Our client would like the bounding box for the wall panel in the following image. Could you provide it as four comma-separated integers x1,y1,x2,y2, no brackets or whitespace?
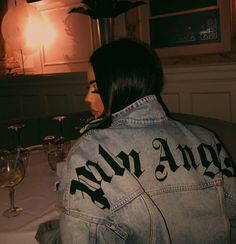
45,95,69,115
162,63,236,122
191,92,231,120
0,96,20,120
161,93,180,113
22,95,44,118
0,72,87,121
0,64,236,124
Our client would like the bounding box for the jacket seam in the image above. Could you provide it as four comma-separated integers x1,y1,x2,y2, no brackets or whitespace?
112,95,157,118
115,117,167,126
111,188,144,211
61,209,128,240
62,208,112,224
140,194,152,244
225,192,236,202
216,186,231,243
147,179,223,195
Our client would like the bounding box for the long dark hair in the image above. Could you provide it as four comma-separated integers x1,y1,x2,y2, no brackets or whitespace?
89,38,165,126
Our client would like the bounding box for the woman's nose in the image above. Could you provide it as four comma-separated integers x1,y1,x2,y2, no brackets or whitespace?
84,91,91,104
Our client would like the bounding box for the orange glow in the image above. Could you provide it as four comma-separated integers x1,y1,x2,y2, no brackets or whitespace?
1,2,44,54
41,16,58,49
23,14,44,51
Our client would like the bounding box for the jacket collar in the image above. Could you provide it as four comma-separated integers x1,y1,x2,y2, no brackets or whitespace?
111,95,167,125
80,95,167,133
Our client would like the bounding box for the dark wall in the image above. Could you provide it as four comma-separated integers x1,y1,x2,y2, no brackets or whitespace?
0,72,88,121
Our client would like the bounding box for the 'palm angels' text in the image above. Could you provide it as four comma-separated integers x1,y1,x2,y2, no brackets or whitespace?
70,138,235,209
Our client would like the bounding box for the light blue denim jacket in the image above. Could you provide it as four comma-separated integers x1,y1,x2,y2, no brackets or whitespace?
58,95,236,243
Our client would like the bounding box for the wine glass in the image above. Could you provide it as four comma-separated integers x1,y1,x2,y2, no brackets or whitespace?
8,124,24,149
0,149,25,217
42,135,55,153
8,123,29,168
53,115,71,156
47,116,70,172
47,140,65,171
53,115,66,140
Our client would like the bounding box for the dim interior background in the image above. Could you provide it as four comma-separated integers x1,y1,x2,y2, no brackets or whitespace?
0,0,235,135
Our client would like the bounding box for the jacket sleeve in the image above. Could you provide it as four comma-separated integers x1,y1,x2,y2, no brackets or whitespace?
57,134,172,243
59,213,130,244
216,137,236,242
56,136,131,243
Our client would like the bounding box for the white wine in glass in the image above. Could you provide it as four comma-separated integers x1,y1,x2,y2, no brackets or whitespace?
8,123,29,168
0,150,25,217
48,116,71,171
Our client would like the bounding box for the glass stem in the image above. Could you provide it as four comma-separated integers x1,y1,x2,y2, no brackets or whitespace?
17,130,21,148
9,187,15,210
60,121,64,138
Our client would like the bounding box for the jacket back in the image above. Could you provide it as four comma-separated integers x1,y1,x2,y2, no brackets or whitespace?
59,95,236,243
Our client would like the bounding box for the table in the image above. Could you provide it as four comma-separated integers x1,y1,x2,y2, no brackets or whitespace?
0,148,59,244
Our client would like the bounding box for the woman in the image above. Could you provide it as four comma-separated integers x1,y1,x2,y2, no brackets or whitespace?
58,38,236,243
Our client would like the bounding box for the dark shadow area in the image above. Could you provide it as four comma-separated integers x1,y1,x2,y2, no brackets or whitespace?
0,111,91,148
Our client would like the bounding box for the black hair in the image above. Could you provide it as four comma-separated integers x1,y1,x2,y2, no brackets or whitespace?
89,38,165,126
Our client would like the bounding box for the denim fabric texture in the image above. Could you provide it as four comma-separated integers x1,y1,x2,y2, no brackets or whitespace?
35,219,62,244
58,95,236,243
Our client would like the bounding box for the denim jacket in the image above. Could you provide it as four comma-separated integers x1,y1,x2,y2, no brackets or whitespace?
58,95,236,244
